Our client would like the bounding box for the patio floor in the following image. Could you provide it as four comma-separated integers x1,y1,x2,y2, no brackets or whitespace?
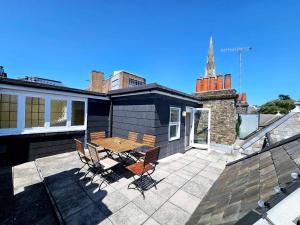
33,148,238,225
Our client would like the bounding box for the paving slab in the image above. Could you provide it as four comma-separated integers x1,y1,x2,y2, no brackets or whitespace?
173,169,195,180
64,202,108,225
164,173,189,188
169,189,200,214
133,190,167,215
150,181,179,200
143,217,161,225
109,202,149,225
100,190,131,215
152,202,190,225
181,180,208,199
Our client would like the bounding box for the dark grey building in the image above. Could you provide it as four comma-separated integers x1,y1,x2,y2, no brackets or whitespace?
109,83,201,158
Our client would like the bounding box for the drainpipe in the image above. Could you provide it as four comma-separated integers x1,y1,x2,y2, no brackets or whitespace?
108,98,113,137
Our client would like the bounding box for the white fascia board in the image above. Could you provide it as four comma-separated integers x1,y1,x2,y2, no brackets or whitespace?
110,90,200,104
0,83,109,100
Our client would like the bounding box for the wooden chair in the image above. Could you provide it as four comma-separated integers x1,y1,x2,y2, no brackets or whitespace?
87,143,119,188
90,131,106,143
127,146,160,197
132,134,156,161
143,134,156,147
74,139,92,174
128,131,138,142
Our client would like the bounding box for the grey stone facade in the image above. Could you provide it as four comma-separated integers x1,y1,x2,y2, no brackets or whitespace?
195,89,237,145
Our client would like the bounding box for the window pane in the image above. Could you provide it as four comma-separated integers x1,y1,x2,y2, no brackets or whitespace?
170,125,178,138
25,97,45,128
0,94,18,128
50,99,67,127
71,101,85,126
170,108,179,122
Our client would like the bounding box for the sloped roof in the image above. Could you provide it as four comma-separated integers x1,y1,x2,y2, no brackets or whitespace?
186,134,300,225
108,83,201,102
0,77,107,98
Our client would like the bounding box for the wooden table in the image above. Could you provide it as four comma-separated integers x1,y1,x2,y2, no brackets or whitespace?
92,137,146,154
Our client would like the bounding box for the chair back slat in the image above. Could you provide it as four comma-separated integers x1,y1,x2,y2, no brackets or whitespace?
143,134,156,147
128,131,138,142
90,131,106,143
144,147,160,165
74,139,85,156
87,143,100,163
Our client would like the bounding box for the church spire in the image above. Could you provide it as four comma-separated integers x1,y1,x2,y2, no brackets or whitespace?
205,34,216,78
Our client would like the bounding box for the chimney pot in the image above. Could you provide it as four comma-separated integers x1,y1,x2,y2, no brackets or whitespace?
224,74,231,89
216,75,223,90
209,77,216,90
203,78,209,91
196,79,201,92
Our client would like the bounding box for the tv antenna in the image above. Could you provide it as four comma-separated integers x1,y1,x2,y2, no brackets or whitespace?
221,47,252,93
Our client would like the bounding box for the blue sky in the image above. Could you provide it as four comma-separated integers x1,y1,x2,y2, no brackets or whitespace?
1,0,300,105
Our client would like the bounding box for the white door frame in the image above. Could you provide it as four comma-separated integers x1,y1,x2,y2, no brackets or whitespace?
184,107,193,149
190,108,211,149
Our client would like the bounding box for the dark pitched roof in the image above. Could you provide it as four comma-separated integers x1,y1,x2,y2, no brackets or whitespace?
108,83,201,102
0,77,107,98
187,133,300,225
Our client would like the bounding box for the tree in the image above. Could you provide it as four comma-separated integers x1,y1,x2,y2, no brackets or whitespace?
278,94,291,100
258,94,295,114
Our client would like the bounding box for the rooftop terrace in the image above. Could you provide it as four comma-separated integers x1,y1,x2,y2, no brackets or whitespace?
2,149,238,225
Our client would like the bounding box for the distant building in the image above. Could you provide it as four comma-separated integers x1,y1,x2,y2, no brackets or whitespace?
18,76,64,87
89,70,146,93
0,66,7,78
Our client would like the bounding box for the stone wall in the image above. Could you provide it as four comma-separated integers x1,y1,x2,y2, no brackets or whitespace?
195,89,237,145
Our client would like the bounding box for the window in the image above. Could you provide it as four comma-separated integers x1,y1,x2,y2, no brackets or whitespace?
71,101,85,126
0,94,17,128
50,99,67,127
128,78,144,87
0,88,88,135
25,97,45,128
169,107,181,141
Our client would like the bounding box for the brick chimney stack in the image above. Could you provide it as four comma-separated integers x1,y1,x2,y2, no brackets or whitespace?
90,70,104,93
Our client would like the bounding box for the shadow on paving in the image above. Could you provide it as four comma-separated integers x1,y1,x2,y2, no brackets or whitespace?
41,160,161,225
0,166,14,225
43,167,112,225
0,166,59,225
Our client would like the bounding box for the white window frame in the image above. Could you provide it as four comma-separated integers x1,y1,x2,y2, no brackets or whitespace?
0,90,20,133
24,93,46,131
70,99,86,127
168,106,181,141
0,88,87,136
